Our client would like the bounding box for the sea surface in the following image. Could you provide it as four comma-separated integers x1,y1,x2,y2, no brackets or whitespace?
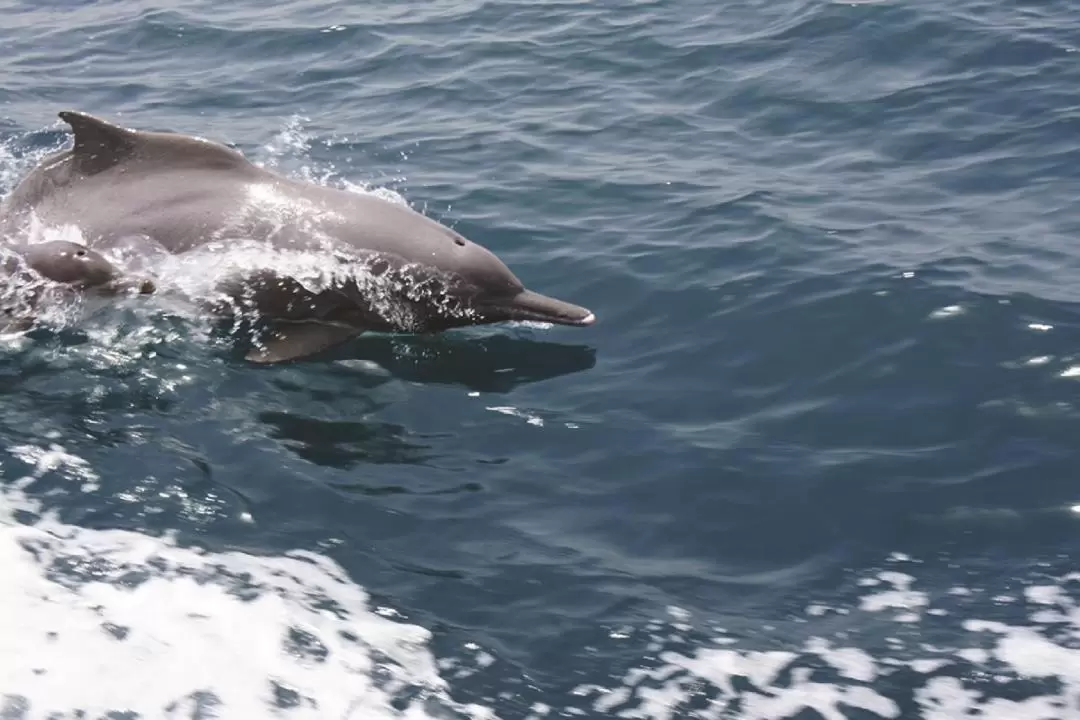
1,0,1079,718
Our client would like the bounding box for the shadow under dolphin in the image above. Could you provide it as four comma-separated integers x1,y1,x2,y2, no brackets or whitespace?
235,328,598,394
258,410,444,471
251,332,596,472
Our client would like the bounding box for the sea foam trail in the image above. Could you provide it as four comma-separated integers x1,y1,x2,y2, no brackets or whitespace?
0,443,495,719
570,554,1080,720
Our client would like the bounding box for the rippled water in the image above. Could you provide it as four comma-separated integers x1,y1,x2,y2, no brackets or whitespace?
2,0,1080,718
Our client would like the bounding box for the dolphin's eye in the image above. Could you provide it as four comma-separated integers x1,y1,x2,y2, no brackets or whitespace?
75,249,87,258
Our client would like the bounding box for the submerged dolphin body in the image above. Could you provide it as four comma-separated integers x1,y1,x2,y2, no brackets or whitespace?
0,111,595,362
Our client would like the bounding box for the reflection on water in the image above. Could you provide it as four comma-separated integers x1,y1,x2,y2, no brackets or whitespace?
259,411,439,468
334,332,597,393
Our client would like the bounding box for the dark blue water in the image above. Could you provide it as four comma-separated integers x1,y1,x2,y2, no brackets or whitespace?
2,0,1079,717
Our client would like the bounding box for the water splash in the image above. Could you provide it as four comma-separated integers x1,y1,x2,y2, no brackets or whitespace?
0,441,497,720
254,115,409,208
570,555,1080,719
154,238,479,337
260,114,314,170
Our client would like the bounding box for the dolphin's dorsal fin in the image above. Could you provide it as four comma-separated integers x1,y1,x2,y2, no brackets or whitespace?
58,110,253,176
59,111,137,175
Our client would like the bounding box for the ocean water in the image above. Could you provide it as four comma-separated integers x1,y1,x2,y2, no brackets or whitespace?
1,0,1080,718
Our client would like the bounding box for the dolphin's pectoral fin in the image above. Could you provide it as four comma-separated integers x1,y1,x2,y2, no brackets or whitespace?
245,322,361,364
59,111,138,176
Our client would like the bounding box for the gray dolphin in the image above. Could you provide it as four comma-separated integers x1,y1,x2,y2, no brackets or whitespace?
14,240,154,294
0,111,595,363
0,239,155,331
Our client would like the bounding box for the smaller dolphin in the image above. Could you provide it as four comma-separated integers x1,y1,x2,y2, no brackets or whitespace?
0,240,154,331
15,240,155,294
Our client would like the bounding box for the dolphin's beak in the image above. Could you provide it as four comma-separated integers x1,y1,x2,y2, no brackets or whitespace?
504,289,596,326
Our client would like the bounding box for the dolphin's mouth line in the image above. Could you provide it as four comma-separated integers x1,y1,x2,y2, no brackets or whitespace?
485,289,596,327
505,307,597,326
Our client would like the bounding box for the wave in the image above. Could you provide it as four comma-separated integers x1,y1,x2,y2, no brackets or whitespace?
0,441,494,719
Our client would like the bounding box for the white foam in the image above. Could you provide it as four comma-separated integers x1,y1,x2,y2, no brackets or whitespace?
485,406,545,427
803,638,878,682
574,562,1080,719
0,442,495,719
929,304,964,319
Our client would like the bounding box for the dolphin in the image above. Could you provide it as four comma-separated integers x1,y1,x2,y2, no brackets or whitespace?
0,239,155,331
14,240,154,294
0,111,595,363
